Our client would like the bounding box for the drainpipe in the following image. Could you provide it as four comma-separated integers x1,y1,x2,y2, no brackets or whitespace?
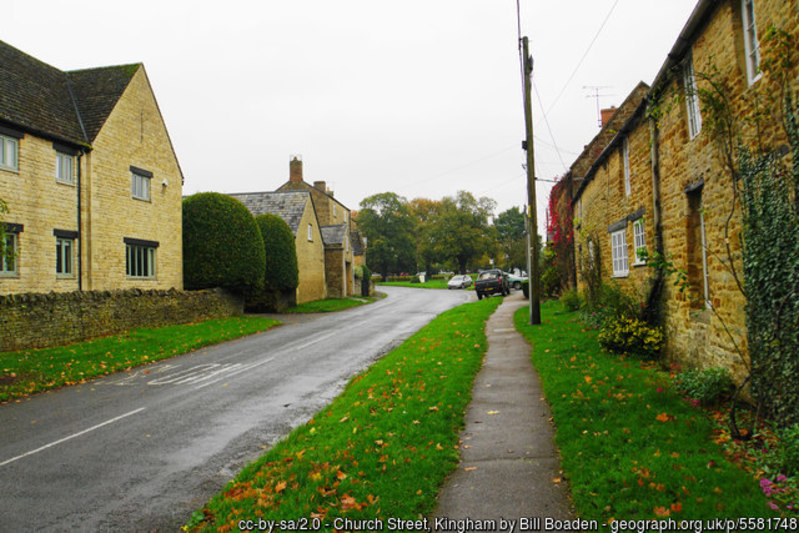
77,149,83,292
648,113,664,257
646,104,665,324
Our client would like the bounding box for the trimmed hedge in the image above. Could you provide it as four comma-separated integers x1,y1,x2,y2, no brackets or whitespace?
246,214,298,312
255,214,298,292
183,193,266,294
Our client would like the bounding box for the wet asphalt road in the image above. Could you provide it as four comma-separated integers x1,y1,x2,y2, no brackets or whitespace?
0,286,472,531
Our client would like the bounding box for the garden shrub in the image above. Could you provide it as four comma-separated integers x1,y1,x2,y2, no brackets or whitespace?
246,214,298,312
740,141,799,428
582,281,643,329
597,316,664,359
521,279,529,299
183,193,265,294
360,265,372,296
675,367,733,405
255,214,298,291
559,289,582,311
780,424,799,477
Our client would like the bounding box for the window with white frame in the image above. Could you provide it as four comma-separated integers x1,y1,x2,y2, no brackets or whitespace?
623,138,631,196
0,134,19,171
1,232,18,275
56,151,74,184
55,237,74,277
741,0,760,84
683,54,703,139
125,240,157,278
632,218,647,265
611,229,629,277
131,166,152,201
307,223,313,241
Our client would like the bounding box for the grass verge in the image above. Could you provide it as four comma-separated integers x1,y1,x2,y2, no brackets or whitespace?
0,316,280,403
284,296,379,314
185,296,502,531
377,280,453,290
514,301,774,522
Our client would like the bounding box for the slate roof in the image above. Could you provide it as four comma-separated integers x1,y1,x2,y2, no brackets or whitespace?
351,229,365,255
0,39,137,146
229,190,311,235
321,224,348,247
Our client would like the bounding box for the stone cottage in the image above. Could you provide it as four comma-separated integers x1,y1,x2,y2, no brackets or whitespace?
571,0,799,383
229,190,327,304
0,40,183,294
277,157,363,298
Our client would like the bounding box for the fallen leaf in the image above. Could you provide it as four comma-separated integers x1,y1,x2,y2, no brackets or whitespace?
486,410,500,415
275,481,287,493
464,467,477,472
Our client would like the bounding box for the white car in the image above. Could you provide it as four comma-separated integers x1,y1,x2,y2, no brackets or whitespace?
447,275,473,289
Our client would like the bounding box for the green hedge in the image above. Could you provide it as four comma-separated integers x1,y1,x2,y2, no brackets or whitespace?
183,193,266,294
255,214,298,291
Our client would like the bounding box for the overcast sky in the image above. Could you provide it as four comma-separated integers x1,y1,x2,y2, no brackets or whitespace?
5,0,699,230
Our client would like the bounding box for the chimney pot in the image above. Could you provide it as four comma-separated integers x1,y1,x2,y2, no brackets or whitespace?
600,106,617,128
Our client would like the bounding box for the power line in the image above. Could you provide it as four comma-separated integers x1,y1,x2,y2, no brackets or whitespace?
544,0,620,115
398,145,518,192
533,78,568,172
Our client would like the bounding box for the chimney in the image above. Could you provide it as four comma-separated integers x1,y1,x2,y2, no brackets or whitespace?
600,106,617,128
289,156,303,183
313,181,327,193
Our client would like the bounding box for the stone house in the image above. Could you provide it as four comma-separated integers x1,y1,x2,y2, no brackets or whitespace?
230,157,366,302
229,190,327,304
0,40,183,295
277,157,363,298
571,0,799,382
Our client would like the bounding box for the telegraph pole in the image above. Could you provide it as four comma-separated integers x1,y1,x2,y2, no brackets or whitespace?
522,36,541,325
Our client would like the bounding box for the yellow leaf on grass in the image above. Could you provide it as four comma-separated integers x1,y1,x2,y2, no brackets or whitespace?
275,481,287,493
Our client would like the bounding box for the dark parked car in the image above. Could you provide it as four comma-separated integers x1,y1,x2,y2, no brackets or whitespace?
474,269,509,299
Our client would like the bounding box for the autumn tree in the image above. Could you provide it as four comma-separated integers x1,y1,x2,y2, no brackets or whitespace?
494,206,527,271
408,197,443,274
356,192,416,277
428,191,496,273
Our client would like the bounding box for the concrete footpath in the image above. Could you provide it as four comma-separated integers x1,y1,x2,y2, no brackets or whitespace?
432,292,575,532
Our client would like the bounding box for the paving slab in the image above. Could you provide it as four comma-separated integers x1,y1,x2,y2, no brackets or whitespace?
432,292,575,532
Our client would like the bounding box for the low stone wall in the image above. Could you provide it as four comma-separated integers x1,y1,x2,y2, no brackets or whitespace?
0,288,243,352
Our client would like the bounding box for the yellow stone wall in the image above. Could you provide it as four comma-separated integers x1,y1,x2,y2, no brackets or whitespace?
83,67,183,291
0,135,82,293
574,0,799,382
0,66,183,295
294,203,327,304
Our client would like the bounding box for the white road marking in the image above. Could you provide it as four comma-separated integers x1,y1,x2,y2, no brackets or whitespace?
192,357,275,391
0,407,146,468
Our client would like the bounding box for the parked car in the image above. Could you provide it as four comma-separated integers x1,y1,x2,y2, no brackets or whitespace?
505,271,528,290
474,269,509,299
447,274,473,290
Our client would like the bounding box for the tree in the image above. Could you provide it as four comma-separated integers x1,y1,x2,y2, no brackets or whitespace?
428,191,496,273
183,193,266,294
246,213,299,311
408,197,443,273
545,177,575,292
494,206,527,270
356,192,416,276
